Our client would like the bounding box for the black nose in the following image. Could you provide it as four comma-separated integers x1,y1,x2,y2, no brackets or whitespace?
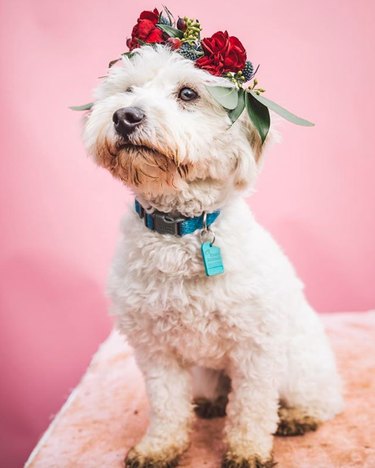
112,107,145,137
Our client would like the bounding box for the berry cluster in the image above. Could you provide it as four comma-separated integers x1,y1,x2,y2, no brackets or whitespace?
224,61,255,87
178,17,202,45
178,42,204,61
242,61,254,81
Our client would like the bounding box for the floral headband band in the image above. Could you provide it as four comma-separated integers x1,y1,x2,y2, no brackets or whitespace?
72,7,314,143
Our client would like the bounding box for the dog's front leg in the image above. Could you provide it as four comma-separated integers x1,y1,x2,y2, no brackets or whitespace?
125,350,193,468
222,348,279,468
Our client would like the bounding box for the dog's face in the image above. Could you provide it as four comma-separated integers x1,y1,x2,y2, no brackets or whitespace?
83,46,263,201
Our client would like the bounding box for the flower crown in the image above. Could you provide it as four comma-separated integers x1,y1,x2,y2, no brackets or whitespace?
72,6,314,143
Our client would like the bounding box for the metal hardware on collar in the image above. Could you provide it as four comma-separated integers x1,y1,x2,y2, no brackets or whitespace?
202,212,208,231
153,211,185,236
134,199,220,237
200,228,216,245
200,211,216,245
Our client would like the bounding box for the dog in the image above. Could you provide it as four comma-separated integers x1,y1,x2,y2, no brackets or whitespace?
82,43,343,468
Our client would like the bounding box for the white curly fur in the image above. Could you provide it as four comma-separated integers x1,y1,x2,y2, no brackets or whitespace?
83,46,343,466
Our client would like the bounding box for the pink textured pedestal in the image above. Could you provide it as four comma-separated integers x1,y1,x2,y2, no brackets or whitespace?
25,312,375,468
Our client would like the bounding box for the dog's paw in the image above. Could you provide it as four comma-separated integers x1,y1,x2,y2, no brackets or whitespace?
194,395,227,419
124,448,180,468
221,453,277,468
124,458,179,468
275,407,320,436
275,417,319,436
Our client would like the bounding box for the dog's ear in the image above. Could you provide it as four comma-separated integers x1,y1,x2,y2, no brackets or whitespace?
234,112,281,190
232,114,263,191
233,114,280,190
232,145,257,191
242,115,264,164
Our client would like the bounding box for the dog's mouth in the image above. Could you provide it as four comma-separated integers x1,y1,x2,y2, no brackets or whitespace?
98,136,189,188
117,141,162,157
115,140,182,169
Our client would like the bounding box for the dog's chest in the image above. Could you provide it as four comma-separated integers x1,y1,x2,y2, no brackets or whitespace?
127,271,234,366
147,300,231,367
110,230,240,366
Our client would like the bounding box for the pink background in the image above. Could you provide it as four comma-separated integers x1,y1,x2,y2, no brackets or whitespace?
1,0,374,466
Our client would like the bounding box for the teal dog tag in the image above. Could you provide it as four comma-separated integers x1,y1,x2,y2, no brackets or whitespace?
201,242,224,277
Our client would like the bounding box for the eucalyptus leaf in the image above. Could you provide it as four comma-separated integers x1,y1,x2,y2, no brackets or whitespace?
156,24,184,39
122,51,134,59
249,91,314,126
228,89,246,123
206,85,239,110
108,58,120,68
246,92,270,143
69,102,94,111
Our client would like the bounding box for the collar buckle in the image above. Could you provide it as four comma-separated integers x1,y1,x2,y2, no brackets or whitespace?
153,212,185,236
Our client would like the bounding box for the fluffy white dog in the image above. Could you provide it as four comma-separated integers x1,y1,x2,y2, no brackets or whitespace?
83,45,343,468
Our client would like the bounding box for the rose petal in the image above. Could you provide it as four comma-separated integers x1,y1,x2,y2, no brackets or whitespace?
147,28,164,43
139,9,159,24
136,19,156,40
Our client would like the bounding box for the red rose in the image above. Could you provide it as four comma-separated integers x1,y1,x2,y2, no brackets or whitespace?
139,9,159,22
196,31,247,76
127,8,164,50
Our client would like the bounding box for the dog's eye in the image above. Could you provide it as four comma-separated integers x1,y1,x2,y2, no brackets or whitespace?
178,87,198,102
126,86,133,93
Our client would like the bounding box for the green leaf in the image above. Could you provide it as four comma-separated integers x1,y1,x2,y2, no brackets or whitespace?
249,91,314,126
228,89,246,123
206,85,239,110
108,58,120,68
156,24,184,39
122,51,134,59
108,52,134,70
246,92,270,143
69,102,93,111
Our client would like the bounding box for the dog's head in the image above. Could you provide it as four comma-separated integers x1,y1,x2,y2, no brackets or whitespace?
83,46,269,205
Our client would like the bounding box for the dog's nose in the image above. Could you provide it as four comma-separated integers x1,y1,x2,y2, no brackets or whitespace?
112,107,145,137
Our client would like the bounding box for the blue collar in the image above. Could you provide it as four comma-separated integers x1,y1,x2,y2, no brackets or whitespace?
134,199,220,237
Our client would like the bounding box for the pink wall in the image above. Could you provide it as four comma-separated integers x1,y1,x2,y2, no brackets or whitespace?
1,0,374,466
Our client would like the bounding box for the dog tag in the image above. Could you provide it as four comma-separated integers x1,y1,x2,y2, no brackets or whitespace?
201,242,224,277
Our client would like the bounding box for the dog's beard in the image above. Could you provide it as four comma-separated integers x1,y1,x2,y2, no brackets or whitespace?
95,135,190,190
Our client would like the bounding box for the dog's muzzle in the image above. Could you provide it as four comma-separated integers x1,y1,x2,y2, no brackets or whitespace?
112,107,145,138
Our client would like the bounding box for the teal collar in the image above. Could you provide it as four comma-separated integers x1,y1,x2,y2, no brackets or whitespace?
134,199,220,237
